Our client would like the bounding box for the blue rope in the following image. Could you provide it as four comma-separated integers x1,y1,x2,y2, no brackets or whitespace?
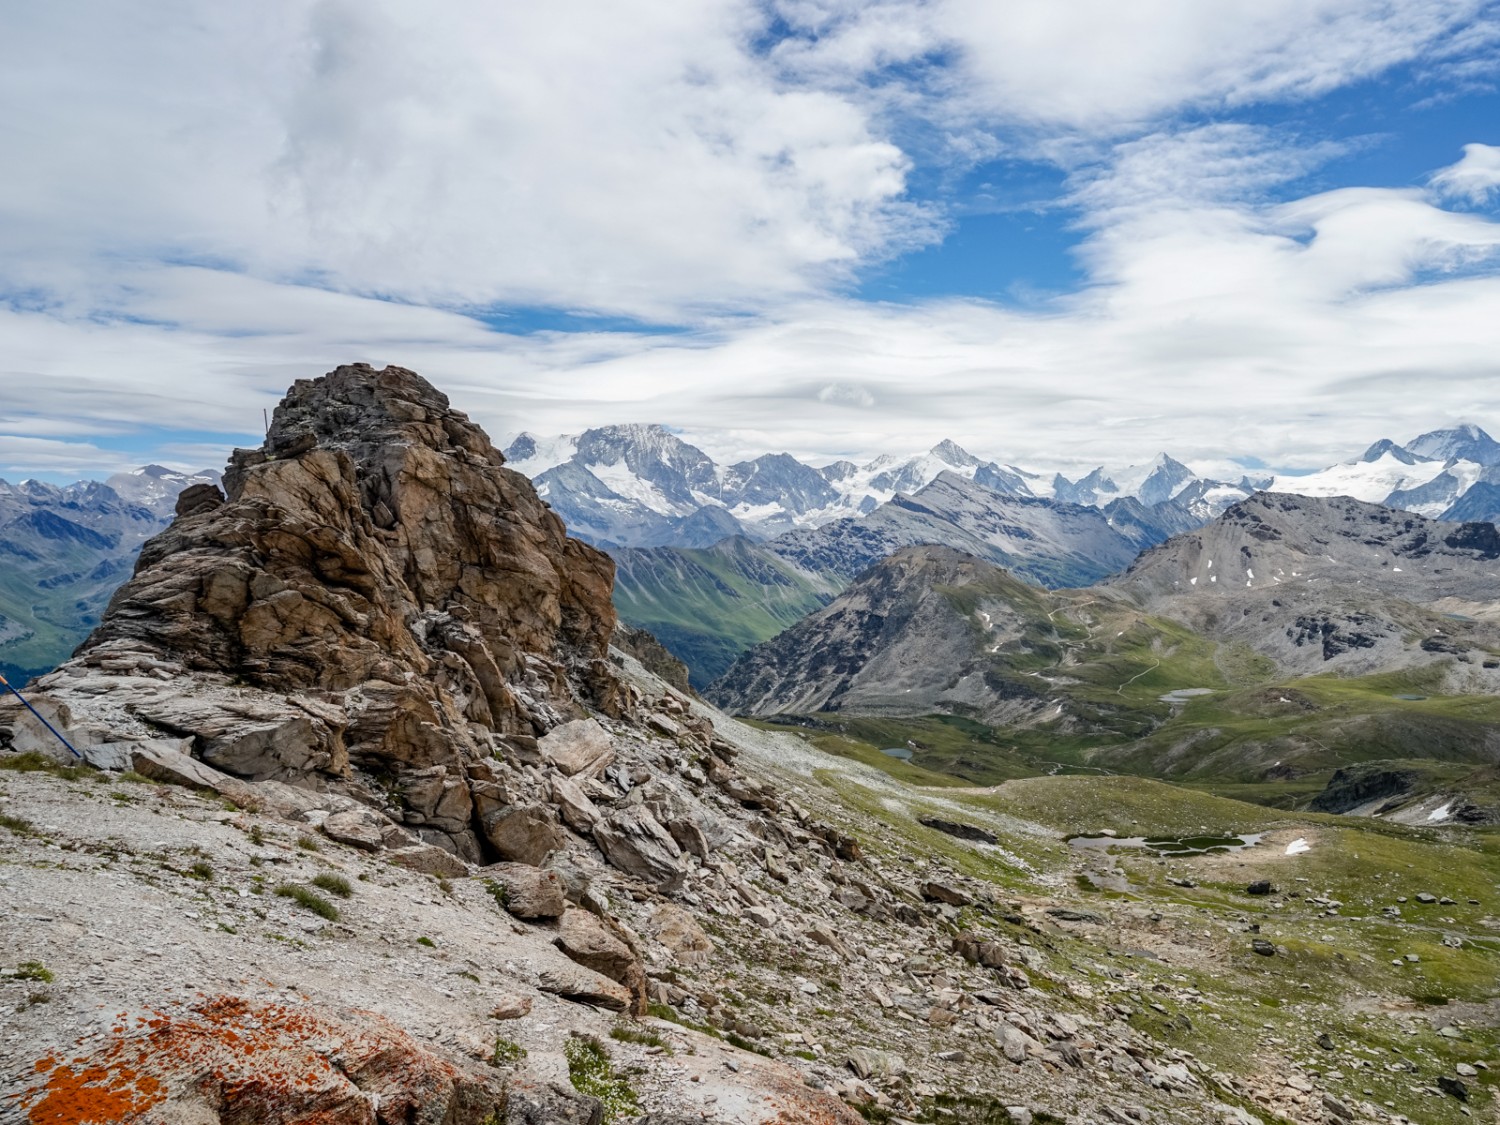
0,672,82,760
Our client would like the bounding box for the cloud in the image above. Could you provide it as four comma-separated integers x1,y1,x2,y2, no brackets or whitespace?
0,1,935,320
773,0,1493,134
1431,142,1500,202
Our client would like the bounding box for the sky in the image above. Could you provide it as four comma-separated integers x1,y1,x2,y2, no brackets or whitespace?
2,1,1500,485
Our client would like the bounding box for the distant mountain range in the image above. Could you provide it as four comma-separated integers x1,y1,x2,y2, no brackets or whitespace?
0,465,220,681
506,421,1500,684
708,494,1500,802
503,425,1262,547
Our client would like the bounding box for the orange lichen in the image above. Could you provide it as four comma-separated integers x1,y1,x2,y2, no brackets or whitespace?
15,994,499,1125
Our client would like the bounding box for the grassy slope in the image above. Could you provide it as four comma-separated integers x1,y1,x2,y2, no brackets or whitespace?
755,587,1500,794
809,761,1500,1124
611,539,844,687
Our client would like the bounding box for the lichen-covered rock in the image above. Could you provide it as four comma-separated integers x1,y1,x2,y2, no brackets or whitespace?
12,994,505,1125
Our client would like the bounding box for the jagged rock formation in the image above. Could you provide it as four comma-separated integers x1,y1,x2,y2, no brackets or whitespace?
6,364,628,860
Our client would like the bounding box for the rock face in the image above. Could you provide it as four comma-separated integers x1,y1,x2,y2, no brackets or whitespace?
4,365,621,858
1108,492,1500,681
708,545,1060,724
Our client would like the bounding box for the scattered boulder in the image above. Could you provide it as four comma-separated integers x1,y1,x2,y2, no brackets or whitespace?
482,805,568,867
489,994,533,1020
921,880,972,907
553,908,648,1015
538,719,616,779
592,806,685,893
1251,939,1276,957
481,862,567,920
1245,880,1274,896
537,964,631,1012
650,904,715,965
320,809,389,852
504,1079,605,1125
918,817,998,844
387,843,470,878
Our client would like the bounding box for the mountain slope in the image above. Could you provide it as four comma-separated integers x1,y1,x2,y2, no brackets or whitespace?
707,546,1067,724
610,536,843,686
0,471,216,682
613,472,1152,686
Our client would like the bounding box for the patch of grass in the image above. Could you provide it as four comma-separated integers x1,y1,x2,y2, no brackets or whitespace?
12,961,54,983
249,824,265,846
311,872,353,898
295,835,320,852
273,883,340,921
117,770,153,784
416,936,436,948
609,1024,670,1051
564,1034,640,1122
0,812,39,837
186,860,214,881
491,1035,526,1066
0,751,95,781
484,879,509,910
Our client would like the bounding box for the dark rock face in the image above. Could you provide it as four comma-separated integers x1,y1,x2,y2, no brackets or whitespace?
1308,764,1421,814
14,365,623,857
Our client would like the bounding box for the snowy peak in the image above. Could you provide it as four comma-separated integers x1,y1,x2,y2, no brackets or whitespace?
928,439,981,469
1406,424,1500,466
1359,438,1427,465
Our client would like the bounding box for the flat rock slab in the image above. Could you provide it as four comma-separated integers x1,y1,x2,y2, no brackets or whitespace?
538,718,615,779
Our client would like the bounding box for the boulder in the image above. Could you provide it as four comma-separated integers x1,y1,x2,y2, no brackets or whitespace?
550,773,603,833
921,880,971,906
489,994,533,1021
387,843,469,878
536,964,631,1011
320,809,389,852
553,908,647,1015
482,804,567,867
592,806,685,893
998,1024,1039,1064
650,904,715,965
504,1079,604,1125
538,719,615,778
481,862,567,920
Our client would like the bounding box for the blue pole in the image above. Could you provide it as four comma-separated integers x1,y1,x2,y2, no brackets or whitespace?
0,672,82,760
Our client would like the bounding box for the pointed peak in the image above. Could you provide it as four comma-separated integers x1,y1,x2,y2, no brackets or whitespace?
929,439,979,468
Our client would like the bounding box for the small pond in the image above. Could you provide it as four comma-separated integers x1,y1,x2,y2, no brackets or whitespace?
1068,832,1265,856
1393,693,1427,701
1159,688,1215,704
880,747,914,761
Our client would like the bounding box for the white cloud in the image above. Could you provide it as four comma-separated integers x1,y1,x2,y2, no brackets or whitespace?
0,1,934,320
7,134,1500,481
3,2,1500,483
1431,142,1500,202
772,0,1491,133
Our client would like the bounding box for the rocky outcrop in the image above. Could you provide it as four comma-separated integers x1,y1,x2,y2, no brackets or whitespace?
11,995,506,1125
2,365,622,859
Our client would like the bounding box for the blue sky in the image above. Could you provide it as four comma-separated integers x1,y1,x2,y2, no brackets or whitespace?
2,1,1499,484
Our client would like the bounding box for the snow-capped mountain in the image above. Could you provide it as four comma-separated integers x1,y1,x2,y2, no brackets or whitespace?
1269,426,1500,519
103,464,223,517
503,422,1500,551
501,426,1040,546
